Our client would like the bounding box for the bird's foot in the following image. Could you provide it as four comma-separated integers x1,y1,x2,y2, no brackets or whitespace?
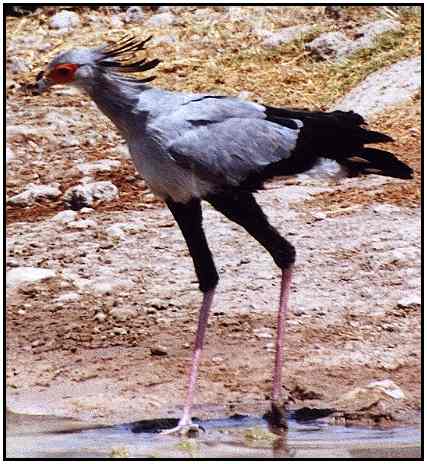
160,420,203,437
265,401,289,432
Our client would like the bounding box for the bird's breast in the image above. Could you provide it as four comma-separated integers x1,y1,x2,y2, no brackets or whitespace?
128,137,212,203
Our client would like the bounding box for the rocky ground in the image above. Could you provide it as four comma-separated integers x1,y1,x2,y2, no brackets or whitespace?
6,6,421,429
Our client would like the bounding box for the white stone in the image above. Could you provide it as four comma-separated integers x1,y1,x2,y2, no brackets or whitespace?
125,6,144,23
262,25,313,48
6,146,14,163
55,292,81,303
146,12,176,27
367,379,406,400
94,312,107,322
238,90,252,100
51,210,78,224
302,158,345,180
113,326,128,336
151,35,177,46
115,144,131,159
110,15,123,28
106,224,127,239
63,181,119,209
356,19,401,46
78,277,133,295
50,10,80,30
8,56,30,74
398,294,421,307
76,159,121,175
7,267,56,288
8,183,62,206
253,328,273,339
306,32,353,61
334,57,421,118
110,307,138,321
313,212,327,221
67,219,97,230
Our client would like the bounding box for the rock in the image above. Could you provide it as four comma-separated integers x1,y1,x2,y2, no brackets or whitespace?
307,20,401,62
49,10,80,30
397,294,421,308
110,307,138,321
334,57,421,118
8,183,62,206
6,146,14,163
253,328,273,339
55,292,81,303
7,267,56,288
125,6,144,23
51,210,78,224
78,277,133,295
63,181,119,210
67,219,97,230
7,56,31,74
113,326,128,336
76,159,121,175
105,224,127,239
150,345,168,356
312,212,327,221
355,20,401,48
226,6,249,21
301,158,345,181
80,207,94,214
237,90,252,100
261,25,313,48
151,35,177,46
110,15,123,28
366,379,406,400
336,379,405,410
146,12,176,27
306,32,353,61
94,312,107,322
146,297,168,310
115,144,131,159
7,125,54,143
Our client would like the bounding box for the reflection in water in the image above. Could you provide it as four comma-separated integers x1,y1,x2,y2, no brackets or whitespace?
6,410,421,459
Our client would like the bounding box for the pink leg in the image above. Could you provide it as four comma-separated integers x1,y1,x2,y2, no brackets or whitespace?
272,268,293,403
162,288,215,434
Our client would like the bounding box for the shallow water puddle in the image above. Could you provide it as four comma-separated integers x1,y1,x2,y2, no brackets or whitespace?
6,411,421,458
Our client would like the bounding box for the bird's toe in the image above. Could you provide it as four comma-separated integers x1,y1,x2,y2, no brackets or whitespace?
160,422,204,437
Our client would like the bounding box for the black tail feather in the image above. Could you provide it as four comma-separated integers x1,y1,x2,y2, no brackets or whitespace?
347,148,413,179
264,105,412,181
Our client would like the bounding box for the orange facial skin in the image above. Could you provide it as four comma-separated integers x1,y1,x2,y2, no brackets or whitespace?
47,63,79,84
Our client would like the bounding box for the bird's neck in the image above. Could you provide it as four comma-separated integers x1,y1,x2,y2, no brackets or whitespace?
83,73,151,137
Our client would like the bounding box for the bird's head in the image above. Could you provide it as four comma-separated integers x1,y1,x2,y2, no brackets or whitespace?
35,35,160,93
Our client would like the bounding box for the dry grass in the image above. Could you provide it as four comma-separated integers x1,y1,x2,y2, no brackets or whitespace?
6,5,421,109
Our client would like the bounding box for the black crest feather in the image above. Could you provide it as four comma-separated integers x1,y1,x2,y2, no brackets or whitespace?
99,35,160,82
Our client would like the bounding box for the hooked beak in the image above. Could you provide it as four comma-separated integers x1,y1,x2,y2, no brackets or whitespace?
35,71,51,94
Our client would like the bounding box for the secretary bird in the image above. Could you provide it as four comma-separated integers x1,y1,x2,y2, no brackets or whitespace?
35,36,413,435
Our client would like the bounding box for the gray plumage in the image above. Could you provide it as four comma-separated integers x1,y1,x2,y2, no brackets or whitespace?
37,42,301,203
35,36,413,435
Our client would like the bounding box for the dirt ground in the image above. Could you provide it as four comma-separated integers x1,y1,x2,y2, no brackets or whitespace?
6,6,421,430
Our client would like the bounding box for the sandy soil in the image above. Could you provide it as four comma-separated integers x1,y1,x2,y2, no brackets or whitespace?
6,6,421,430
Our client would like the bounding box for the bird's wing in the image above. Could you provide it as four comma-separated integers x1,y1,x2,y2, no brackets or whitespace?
163,97,299,186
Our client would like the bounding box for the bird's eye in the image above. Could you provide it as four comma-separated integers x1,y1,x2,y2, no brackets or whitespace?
57,67,71,76
49,63,79,83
